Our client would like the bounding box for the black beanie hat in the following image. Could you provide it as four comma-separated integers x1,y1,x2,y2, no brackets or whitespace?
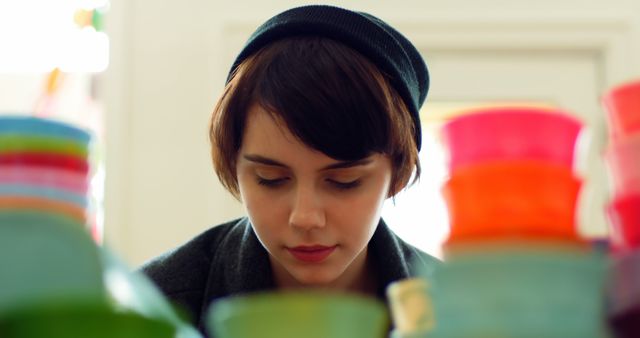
226,5,429,151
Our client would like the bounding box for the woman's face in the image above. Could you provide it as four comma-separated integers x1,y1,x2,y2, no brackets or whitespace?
236,105,393,290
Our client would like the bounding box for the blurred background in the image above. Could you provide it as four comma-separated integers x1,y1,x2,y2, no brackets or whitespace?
1,0,639,266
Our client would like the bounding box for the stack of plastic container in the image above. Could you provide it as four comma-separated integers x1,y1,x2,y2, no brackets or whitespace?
0,115,91,231
426,106,609,337
602,79,640,338
0,115,202,338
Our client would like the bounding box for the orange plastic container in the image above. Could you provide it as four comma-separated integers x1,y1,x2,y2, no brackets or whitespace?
603,79,640,140
0,196,87,224
442,161,582,244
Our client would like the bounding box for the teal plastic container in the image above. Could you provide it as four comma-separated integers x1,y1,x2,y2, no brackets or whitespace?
0,184,87,207
0,210,84,229
0,220,104,314
0,116,91,144
427,244,610,338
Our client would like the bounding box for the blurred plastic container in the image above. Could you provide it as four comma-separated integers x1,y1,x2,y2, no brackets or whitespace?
442,161,582,244
430,245,608,337
441,106,583,172
607,248,640,338
0,166,89,195
603,79,640,140
0,221,104,314
607,194,640,252
0,152,89,174
387,278,434,338
100,248,204,338
0,134,89,158
608,303,640,338
0,115,91,144
0,185,87,208
207,291,388,338
0,210,82,229
0,196,87,223
608,248,640,315
605,134,640,197
0,301,176,338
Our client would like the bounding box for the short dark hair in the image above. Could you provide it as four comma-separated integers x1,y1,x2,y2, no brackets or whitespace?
209,37,420,199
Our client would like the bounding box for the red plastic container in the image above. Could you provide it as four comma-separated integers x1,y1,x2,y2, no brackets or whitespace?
441,106,583,172
607,194,640,252
442,161,582,244
0,152,89,174
603,79,640,140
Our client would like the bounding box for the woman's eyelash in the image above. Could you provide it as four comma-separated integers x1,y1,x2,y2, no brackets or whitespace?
329,179,361,190
256,177,361,190
257,177,288,187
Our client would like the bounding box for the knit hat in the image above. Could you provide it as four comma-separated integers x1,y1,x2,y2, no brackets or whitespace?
226,5,429,151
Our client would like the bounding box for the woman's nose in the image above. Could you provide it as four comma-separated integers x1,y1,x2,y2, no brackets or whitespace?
289,184,326,231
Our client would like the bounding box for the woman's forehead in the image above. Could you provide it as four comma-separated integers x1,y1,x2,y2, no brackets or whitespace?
242,105,299,150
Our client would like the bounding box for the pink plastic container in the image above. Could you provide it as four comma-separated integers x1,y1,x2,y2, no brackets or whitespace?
441,106,583,172
603,79,640,140
607,194,640,252
605,134,640,197
0,166,89,194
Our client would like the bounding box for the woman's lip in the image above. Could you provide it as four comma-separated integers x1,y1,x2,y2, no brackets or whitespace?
287,245,336,263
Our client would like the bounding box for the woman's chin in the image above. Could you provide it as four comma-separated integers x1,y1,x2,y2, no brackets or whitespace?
289,271,339,289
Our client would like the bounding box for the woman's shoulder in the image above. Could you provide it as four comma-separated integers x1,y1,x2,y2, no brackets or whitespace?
371,219,441,278
403,242,441,277
139,217,250,295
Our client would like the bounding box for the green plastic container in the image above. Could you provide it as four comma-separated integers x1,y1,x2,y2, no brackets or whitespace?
0,300,176,338
100,248,203,338
207,291,389,338
0,134,89,158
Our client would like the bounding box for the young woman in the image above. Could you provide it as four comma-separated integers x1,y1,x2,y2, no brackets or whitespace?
141,4,439,334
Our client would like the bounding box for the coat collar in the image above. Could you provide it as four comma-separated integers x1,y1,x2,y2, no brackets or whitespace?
198,217,427,330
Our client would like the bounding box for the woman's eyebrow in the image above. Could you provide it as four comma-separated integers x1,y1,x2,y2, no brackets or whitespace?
243,154,289,168
242,154,372,170
321,158,373,170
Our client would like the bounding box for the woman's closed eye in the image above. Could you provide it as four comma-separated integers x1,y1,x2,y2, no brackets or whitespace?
327,178,361,190
256,176,289,187
256,176,361,191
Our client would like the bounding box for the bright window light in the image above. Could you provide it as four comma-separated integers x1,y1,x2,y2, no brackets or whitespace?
382,122,450,259
0,0,109,73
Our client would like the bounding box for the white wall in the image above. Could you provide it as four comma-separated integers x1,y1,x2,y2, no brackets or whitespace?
102,0,640,265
